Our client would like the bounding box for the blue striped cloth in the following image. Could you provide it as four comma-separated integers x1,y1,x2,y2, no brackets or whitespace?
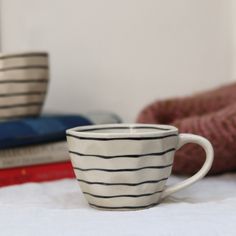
0,115,92,149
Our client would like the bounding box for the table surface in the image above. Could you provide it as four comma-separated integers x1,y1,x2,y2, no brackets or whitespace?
0,174,236,236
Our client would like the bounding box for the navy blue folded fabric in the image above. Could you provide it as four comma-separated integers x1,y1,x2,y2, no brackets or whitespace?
0,115,92,149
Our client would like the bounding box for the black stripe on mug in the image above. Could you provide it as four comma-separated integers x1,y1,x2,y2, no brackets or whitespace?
0,92,46,97
0,65,48,72
77,177,168,186
83,190,163,199
0,53,48,60
73,164,172,172
0,102,43,109
0,79,48,84
69,148,176,159
89,202,159,210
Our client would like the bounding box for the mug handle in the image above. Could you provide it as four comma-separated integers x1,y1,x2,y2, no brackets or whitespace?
161,133,214,199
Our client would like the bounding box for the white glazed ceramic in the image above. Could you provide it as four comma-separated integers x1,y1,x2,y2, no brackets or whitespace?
0,52,49,120
66,124,214,211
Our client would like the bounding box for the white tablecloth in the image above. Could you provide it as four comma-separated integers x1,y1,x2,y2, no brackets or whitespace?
0,174,236,236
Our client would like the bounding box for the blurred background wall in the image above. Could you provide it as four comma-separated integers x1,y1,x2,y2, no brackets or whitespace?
0,0,234,121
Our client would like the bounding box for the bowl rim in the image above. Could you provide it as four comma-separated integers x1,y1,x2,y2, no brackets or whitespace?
0,51,48,60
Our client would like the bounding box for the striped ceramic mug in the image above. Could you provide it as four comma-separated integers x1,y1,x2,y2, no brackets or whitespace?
66,124,214,211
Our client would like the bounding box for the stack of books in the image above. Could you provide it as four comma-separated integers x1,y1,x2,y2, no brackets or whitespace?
0,113,121,187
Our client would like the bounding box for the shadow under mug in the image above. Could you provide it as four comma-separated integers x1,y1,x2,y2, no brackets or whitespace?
66,124,214,211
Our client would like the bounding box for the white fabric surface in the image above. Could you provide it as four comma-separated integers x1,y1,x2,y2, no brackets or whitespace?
0,174,236,236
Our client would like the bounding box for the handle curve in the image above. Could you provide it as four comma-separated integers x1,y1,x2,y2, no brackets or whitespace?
161,133,214,199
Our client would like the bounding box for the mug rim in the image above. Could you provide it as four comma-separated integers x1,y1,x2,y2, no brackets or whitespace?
0,51,48,60
66,123,178,138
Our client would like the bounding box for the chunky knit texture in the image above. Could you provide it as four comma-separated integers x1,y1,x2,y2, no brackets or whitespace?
137,82,236,175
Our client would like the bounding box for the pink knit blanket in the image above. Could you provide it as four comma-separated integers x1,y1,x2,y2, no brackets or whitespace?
137,82,236,175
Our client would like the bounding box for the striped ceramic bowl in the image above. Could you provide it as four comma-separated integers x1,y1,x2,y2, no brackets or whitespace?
0,52,49,120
